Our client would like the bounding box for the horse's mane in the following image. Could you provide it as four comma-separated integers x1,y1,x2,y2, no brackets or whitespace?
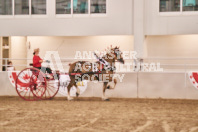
101,45,119,62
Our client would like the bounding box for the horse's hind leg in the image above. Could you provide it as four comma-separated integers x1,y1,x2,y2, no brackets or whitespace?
67,82,74,101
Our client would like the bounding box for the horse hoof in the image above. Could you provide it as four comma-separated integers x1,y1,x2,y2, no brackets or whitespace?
102,98,110,101
67,98,74,101
76,92,79,97
107,86,110,89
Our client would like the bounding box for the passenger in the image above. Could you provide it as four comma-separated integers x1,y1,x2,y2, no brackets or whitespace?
7,61,16,71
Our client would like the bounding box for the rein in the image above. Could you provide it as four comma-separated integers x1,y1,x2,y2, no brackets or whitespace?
94,52,116,72
68,52,116,76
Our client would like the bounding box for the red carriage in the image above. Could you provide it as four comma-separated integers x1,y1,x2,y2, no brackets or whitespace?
15,67,60,101
15,46,124,101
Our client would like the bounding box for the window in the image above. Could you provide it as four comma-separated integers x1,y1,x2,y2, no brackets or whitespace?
91,0,106,14
160,0,180,12
31,0,46,14
0,0,107,16
73,0,88,14
56,0,71,14
0,0,12,15
56,0,107,15
15,0,29,15
160,0,198,12
183,0,198,11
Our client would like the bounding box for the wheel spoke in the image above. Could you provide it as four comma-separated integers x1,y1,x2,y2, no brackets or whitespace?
47,85,57,93
46,88,51,97
23,89,28,97
16,68,60,101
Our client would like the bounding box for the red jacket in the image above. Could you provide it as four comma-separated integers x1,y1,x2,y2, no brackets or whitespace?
33,55,42,67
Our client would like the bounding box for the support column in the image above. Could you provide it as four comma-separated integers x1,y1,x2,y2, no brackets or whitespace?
133,0,147,59
0,37,2,71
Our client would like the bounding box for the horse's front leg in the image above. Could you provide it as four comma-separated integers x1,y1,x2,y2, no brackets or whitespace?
107,79,117,89
67,82,74,101
74,83,80,97
102,82,109,101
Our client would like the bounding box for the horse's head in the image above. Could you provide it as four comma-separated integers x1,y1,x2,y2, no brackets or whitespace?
111,46,125,64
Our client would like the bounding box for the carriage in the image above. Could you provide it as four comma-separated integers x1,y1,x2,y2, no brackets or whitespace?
15,46,124,101
15,66,61,101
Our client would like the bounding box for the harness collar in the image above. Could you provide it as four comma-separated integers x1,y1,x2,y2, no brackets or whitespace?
94,52,116,72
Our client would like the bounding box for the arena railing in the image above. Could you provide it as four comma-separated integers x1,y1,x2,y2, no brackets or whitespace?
140,57,198,72
0,58,198,72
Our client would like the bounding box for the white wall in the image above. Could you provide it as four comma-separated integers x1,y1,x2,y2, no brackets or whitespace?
143,35,198,71
27,35,134,58
0,0,133,36
0,72,138,98
145,0,198,35
138,72,198,99
1,0,198,36
147,35,198,58
10,35,198,71
2,71,198,100
26,36,134,71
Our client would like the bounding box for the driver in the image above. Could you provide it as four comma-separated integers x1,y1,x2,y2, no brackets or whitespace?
33,48,52,75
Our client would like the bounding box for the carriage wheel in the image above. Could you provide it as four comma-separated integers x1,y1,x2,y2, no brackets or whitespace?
15,68,47,101
41,75,60,100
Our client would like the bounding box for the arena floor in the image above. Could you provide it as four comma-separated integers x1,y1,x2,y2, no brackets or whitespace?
1,96,198,132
